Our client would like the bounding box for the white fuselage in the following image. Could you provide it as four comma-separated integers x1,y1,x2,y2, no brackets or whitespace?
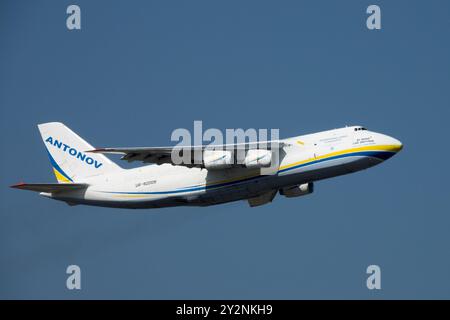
45,126,402,208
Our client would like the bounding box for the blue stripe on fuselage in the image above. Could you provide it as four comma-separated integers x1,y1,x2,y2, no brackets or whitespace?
100,150,394,196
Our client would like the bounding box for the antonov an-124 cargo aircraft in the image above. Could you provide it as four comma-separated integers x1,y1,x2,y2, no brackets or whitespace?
11,122,402,208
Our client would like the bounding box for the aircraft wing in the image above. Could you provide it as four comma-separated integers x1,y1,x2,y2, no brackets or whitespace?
10,182,88,193
88,141,288,167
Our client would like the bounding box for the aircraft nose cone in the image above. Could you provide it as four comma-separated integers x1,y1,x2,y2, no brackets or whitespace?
372,134,403,162
391,137,403,152
383,135,403,153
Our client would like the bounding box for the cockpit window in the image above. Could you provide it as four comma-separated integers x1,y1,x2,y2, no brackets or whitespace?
354,127,368,131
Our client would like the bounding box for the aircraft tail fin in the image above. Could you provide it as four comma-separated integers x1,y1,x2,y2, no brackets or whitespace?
38,122,121,183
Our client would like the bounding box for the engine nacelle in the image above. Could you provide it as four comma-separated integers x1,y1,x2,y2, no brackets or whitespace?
203,150,233,170
243,149,272,169
280,183,314,198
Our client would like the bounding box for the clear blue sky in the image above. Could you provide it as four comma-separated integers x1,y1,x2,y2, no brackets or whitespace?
1,0,449,299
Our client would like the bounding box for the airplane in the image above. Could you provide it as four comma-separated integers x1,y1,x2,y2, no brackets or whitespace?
10,122,402,208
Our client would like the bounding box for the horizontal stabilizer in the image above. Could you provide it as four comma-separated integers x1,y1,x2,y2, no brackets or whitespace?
10,183,88,193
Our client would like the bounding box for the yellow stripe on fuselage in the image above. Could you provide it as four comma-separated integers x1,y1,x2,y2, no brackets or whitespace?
113,194,152,198
279,144,401,171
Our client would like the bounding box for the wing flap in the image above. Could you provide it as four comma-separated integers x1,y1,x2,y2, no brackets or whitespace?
10,183,88,193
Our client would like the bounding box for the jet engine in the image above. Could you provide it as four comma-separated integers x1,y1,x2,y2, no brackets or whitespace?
243,149,272,169
203,150,233,170
279,183,314,198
